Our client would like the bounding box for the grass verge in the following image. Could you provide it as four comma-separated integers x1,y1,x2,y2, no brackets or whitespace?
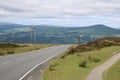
103,59,120,80
42,46,120,80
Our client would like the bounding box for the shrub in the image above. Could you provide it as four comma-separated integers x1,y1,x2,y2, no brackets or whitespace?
67,47,77,55
60,54,66,59
88,56,101,63
0,52,4,56
92,58,101,62
79,61,87,68
49,63,59,71
7,51,15,54
88,55,92,61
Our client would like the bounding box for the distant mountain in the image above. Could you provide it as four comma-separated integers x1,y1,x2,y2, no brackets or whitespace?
0,22,26,31
0,22,62,31
0,22,10,25
0,23,120,44
73,24,120,35
116,28,120,30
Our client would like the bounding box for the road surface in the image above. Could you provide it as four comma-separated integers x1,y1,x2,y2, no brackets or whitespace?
0,45,70,80
86,52,120,80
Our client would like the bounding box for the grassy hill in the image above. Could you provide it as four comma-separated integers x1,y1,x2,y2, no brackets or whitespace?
0,23,120,44
42,38,120,80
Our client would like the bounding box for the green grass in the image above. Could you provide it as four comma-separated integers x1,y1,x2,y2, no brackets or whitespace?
43,46,120,80
103,60,120,80
0,43,57,56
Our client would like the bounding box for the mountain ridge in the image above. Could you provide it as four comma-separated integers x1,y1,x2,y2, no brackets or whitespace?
0,22,120,44
0,22,118,28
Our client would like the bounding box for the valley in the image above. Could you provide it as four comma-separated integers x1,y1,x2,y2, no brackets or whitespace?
0,23,120,44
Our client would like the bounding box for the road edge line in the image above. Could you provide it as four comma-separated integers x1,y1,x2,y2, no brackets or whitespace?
19,53,61,80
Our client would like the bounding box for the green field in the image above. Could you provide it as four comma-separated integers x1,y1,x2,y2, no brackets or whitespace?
42,46,120,80
103,60,120,80
0,43,56,56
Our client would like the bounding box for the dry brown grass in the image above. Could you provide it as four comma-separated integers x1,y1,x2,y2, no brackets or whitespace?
0,43,57,56
67,38,120,55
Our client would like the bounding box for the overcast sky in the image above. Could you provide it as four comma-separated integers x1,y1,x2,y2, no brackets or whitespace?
0,0,120,28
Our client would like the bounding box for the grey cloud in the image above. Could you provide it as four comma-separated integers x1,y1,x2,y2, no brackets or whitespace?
0,0,120,20
0,5,24,12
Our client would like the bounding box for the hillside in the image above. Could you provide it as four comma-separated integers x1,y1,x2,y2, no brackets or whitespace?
0,23,120,44
66,38,120,55
43,38,120,80
0,23,26,31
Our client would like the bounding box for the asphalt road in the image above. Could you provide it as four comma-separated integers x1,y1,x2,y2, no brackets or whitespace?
0,45,70,80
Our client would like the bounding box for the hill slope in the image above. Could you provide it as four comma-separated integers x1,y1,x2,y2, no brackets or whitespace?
66,38,120,55
43,38,120,80
0,23,120,44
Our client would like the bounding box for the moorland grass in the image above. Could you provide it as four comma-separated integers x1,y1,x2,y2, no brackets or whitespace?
43,46,120,80
0,43,56,56
103,59,120,80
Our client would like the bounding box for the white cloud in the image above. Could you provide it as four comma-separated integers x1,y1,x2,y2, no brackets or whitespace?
0,0,120,18
0,0,120,27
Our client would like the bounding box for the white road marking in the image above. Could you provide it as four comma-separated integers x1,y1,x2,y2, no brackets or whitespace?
0,61,10,66
19,53,61,80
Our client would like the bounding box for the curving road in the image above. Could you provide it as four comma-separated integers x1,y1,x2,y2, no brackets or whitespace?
0,45,70,80
86,52,120,80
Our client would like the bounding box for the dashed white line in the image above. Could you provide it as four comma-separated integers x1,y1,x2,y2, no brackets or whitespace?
0,61,11,66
